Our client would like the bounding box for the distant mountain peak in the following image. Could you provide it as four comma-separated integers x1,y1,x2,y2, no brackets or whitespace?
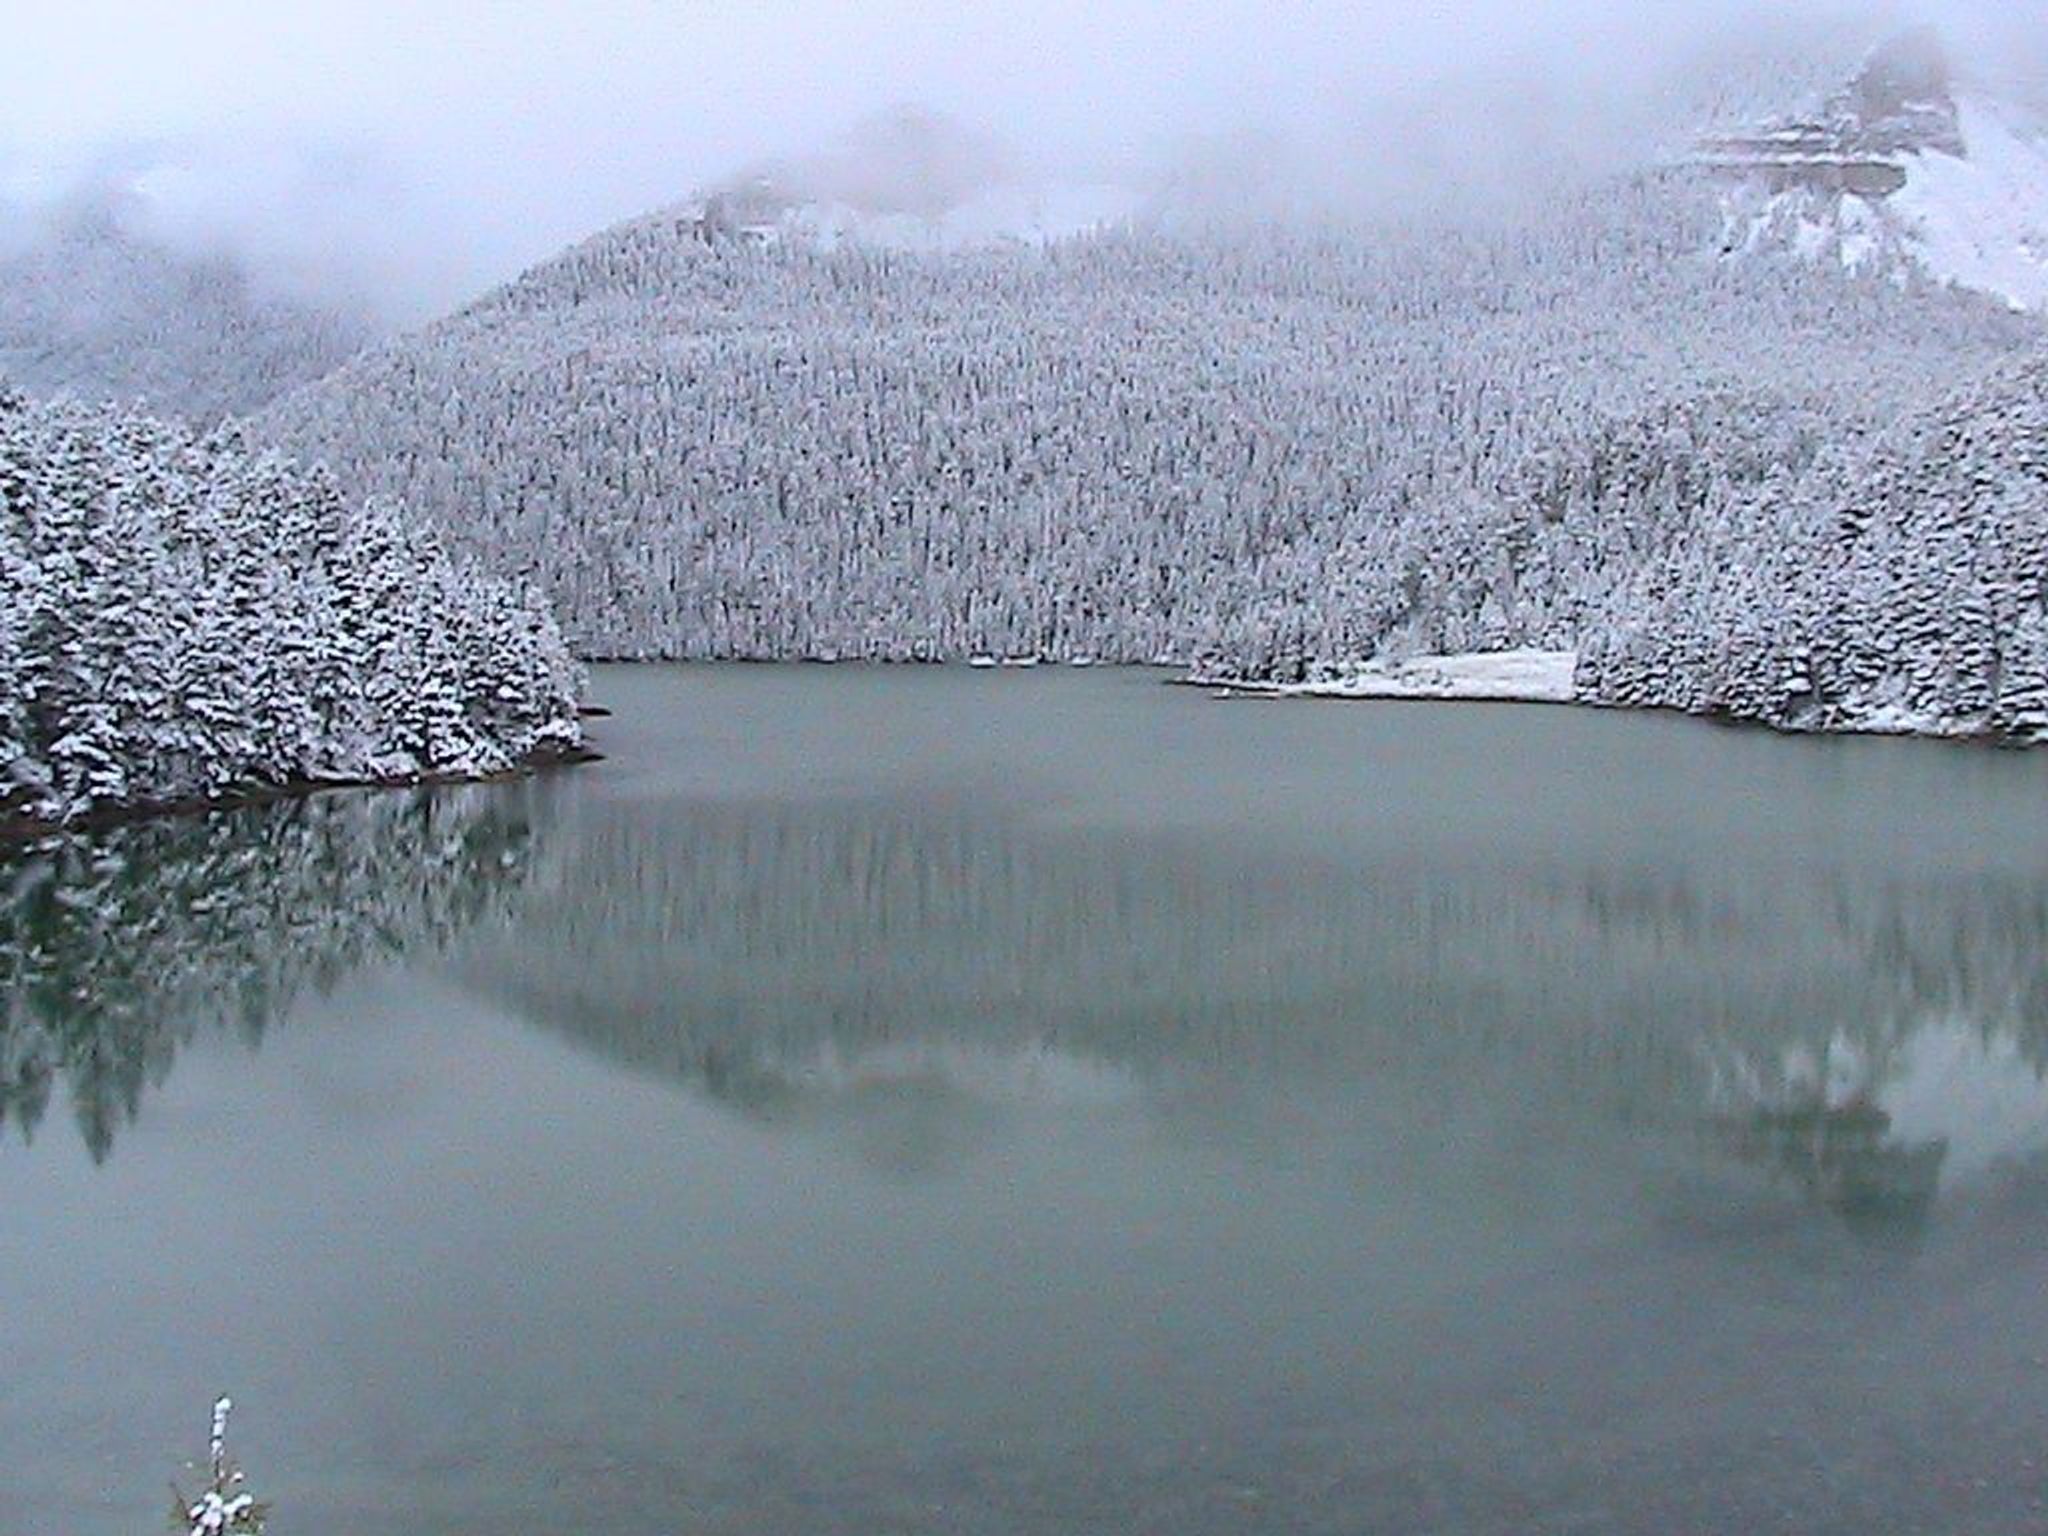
1839,27,1963,157
702,107,1011,227
0,209,371,422
1694,29,1964,195
1698,27,2048,312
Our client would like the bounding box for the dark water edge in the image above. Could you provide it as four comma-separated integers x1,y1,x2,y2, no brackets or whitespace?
5,665,2048,1536
0,741,599,847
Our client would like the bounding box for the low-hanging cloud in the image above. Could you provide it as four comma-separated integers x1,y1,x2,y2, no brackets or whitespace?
3,0,2038,322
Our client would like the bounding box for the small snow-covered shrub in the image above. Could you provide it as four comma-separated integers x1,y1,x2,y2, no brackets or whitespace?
0,386,585,827
170,1397,269,1536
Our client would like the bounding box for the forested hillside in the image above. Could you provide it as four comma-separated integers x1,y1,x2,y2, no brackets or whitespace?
241,28,2048,743
0,388,584,833
261,171,2038,676
1582,354,2048,738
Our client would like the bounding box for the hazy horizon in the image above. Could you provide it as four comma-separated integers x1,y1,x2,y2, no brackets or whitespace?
4,0,2042,321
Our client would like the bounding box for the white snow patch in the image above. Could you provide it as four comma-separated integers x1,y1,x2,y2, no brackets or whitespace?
1216,649,1578,705
1839,701,1957,737
782,182,1134,253
1717,97,2048,312
1888,98,2048,311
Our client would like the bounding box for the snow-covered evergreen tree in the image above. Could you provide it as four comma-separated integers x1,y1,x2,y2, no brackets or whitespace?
1582,353,2048,740
0,387,585,831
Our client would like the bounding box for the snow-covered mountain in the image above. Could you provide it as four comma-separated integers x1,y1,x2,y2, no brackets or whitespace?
683,106,1137,251
246,47,2048,743
0,201,372,422
1703,29,2048,311
257,170,2037,674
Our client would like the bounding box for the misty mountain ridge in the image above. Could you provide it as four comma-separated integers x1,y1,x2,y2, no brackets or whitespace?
662,24,2048,286
1702,28,2048,311
683,106,1138,251
58,15,2048,744
0,196,373,422
256,93,2047,732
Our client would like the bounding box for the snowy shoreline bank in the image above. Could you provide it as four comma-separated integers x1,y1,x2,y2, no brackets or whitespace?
1184,650,2042,748
1191,650,1580,706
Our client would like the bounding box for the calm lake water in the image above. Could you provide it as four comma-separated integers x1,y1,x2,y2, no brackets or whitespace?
7,667,2048,1535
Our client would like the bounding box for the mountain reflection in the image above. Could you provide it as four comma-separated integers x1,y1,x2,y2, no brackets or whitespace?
0,786,548,1161
468,794,2048,1230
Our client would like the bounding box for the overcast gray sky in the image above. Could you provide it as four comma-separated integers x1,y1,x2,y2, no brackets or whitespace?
4,0,2035,319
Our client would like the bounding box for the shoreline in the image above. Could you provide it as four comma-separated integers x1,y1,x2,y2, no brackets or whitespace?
1187,649,1581,707
0,741,602,848
1187,665,2034,750
17,657,2028,850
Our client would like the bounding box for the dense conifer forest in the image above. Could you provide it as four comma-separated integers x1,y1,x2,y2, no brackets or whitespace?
261,169,2048,737
0,389,583,832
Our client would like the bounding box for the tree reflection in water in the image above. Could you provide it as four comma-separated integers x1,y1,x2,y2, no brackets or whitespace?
11,775,2045,1238
0,784,549,1161
460,793,2048,1238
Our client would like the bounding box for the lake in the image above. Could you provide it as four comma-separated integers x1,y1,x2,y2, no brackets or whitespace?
6,666,2048,1535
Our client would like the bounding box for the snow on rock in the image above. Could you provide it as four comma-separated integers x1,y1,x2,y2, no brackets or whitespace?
0,386,585,832
1887,99,2048,312
1707,30,2048,312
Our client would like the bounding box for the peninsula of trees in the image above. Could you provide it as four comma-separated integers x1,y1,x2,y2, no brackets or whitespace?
0,387,584,836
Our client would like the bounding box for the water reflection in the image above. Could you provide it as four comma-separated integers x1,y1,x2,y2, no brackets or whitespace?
11,677,2048,1536
464,794,2048,1237
0,786,547,1161
13,774,2044,1231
